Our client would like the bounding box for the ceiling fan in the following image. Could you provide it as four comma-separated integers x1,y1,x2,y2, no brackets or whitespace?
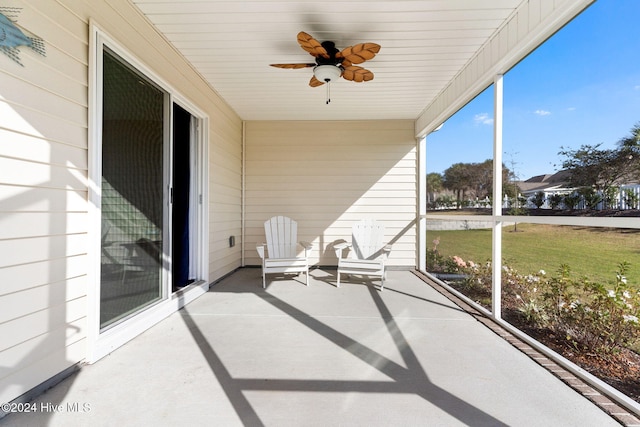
270,31,381,103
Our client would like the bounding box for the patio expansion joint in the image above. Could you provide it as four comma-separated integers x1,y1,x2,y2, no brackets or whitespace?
413,270,640,427
186,312,475,322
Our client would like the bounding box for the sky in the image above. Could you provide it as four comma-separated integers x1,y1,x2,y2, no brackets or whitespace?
425,0,640,180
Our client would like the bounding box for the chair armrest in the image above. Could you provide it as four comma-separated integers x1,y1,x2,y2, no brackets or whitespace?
299,241,313,251
299,241,312,258
334,241,351,250
382,244,393,259
333,241,351,260
256,243,266,259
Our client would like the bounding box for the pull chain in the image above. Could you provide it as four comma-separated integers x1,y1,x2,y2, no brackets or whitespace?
325,79,331,104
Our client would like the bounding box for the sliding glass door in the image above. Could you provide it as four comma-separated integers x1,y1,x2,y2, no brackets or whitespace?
99,48,166,328
98,46,204,330
172,103,198,292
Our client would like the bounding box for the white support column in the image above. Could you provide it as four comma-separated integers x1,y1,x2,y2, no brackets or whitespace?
417,136,427,272
492,74,504,319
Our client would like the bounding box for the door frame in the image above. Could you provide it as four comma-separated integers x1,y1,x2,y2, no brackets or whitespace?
87,22,210,363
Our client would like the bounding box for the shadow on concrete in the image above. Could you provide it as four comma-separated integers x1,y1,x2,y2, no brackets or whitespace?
180,271,508,426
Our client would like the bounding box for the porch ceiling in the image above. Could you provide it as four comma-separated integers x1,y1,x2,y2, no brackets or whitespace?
131,0,522,121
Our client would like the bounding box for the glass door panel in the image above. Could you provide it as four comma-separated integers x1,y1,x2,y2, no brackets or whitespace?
100,48,165,329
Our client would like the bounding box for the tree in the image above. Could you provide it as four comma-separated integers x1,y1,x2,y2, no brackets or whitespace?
426,172,444,207
442,160,513,207
559,122,640,194
558,144,617,191
467,159,493,200
443,163,473,207
616,122,640,180
503,151,521,203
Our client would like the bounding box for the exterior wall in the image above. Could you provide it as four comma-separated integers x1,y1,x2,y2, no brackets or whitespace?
244,120,417,267
0,0,242,406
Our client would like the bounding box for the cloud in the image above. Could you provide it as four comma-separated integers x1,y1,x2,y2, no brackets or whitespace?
534,109,551,116
634,85,640,90
473,113,493,125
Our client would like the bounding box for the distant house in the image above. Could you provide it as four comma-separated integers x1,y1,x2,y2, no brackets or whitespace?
518,170,572,196
518,170,640,210
515,170,573,208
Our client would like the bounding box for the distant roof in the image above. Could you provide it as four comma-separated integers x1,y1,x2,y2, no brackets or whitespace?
524,170,571,184
518,170,572,194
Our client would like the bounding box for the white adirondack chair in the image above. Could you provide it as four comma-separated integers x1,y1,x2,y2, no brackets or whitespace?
256,216,312,288
334,219,392,290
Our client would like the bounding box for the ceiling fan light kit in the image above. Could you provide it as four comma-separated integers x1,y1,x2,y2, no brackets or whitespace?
271,31,380,104
313,64,342,83
313,64,342,104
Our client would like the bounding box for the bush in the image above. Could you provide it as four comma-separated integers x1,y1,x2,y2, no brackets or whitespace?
532,191,546,208
549,193,563,210
563,192,581,210
426,247,467,274
603,186,620,209
623,189,639,209
578,187,602,210
434,195,457,209
508,262,639,355
443,257,640,356
571,262,640,354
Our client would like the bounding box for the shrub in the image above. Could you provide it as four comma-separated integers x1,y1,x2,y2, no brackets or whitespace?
578,187,602,210
563,192,581,210
444,257,640,356
426,248,469,274
603,186,620,209
623,189,639,210
572,262,640,354
532,191,546,208
549,193,563,210
435,195,457,209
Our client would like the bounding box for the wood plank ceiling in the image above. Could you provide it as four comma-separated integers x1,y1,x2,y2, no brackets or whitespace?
131,0,523,121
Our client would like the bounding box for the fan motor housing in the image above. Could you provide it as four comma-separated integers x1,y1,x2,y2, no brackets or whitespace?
317,41,340,65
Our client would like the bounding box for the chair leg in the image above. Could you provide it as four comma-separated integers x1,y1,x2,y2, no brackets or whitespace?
337,271,341,288
262,270,266,289
305,267,309,286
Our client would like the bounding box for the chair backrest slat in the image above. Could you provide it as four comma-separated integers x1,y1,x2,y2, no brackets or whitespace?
352,219,385,260
265,216,298,258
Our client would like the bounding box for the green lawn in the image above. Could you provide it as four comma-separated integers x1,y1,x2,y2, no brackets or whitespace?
429,223,640,286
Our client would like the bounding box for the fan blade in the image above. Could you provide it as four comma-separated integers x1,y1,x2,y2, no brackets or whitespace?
297,31,329,59
342,66,374,83
338,43,381,65
270,63,315,69
309,76,325,87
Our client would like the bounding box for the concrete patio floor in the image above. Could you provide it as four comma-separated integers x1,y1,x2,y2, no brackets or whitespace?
1,269,624,426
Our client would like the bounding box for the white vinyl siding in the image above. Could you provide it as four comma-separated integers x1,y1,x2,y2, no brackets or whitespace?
0,0,242,406
209,123,242,279
0,0,90,406
244,120,416,267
